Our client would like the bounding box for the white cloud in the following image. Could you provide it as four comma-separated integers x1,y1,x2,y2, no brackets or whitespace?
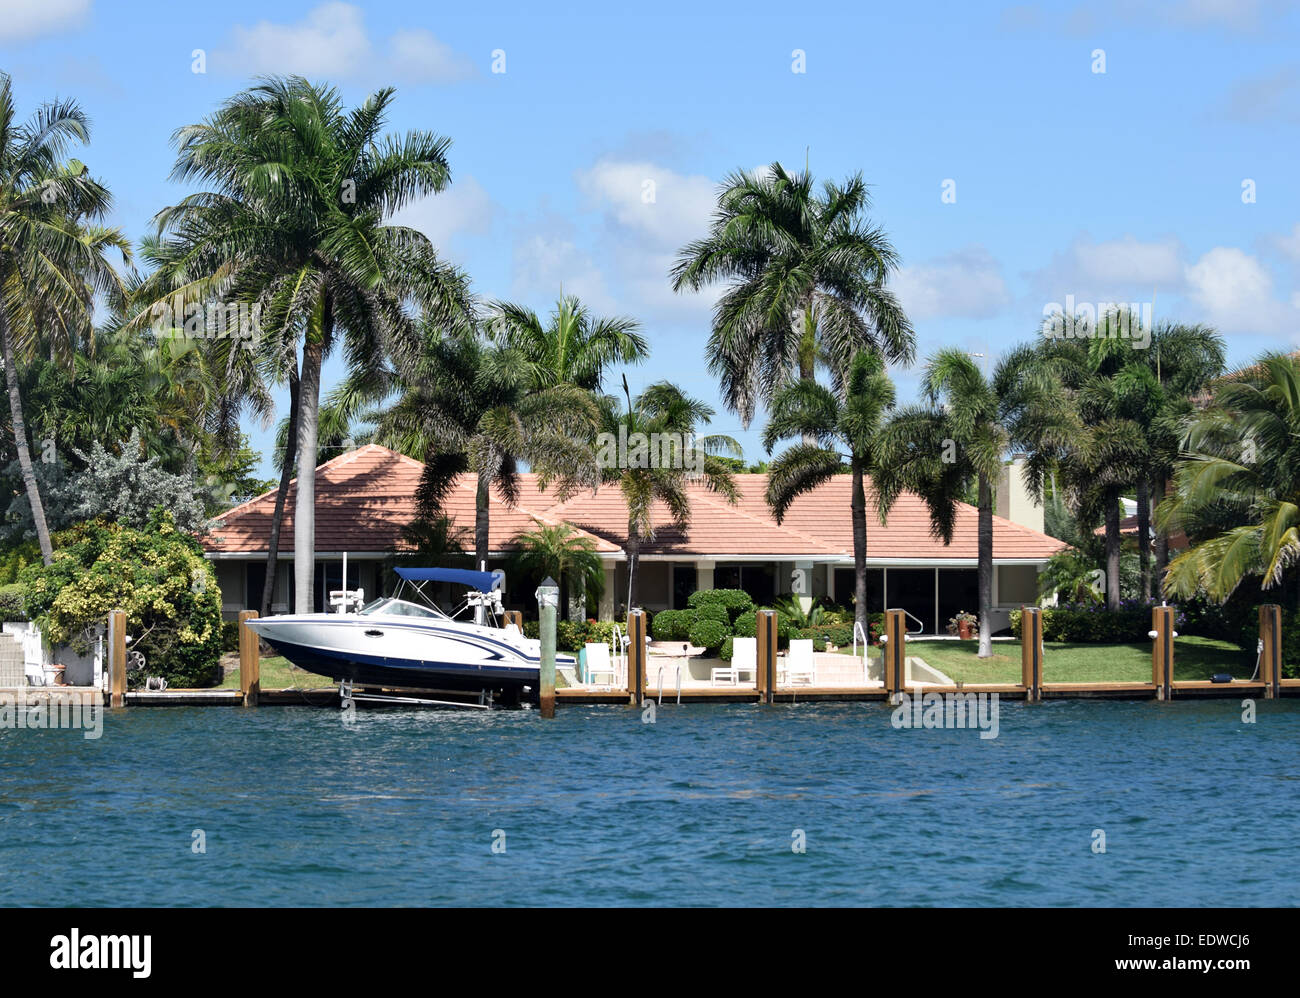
217,3,474,83
893,246,1011,321
1184,246,1299,334
575,158,717,249
0,0,90,40
387,28,477,84
389,175,495,262
1027,233,1185,306
1267,222,1300,261
571,158,723,317
511,231,617,314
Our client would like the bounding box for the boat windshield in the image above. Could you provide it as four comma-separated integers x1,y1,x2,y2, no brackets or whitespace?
357,598,447,620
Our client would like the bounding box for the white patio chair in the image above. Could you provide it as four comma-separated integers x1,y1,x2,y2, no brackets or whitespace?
781,639,817,686
584,642,619,687
711,636,756,686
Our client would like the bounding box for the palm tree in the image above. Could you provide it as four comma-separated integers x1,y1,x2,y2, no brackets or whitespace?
603,378,740,609
874,351,1007,655
485,293,647,391
1161,352,1300,602
140,77,472,612
509,519,604,621
876,348,1066,654
1133,323,1224,597
0,74,130,563
762,350,895,633
670,163,914,429
369,324,600,569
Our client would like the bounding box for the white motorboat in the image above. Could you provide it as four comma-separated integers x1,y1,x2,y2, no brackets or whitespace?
244,568,573,703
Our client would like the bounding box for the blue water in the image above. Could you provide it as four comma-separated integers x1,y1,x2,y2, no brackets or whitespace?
1,699,1297,906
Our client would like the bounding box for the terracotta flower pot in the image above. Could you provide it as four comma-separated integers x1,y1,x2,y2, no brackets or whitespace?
957,621,973,640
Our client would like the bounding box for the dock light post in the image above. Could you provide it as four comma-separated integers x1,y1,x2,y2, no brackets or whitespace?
536,577,558,718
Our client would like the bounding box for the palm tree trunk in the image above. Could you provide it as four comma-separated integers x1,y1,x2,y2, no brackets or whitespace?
1104,488,1121,611
851,456,868,632
1153,475,1169,584
475,472,490,569
293,335,323,613
1136,476,1152,602
1,309,53,565
799,303,817,446
977,472,994,658
626,521,641,611
260,362,299,616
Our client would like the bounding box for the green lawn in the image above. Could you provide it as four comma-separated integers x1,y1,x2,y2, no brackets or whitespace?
849,636,1254,685
217,654,335,690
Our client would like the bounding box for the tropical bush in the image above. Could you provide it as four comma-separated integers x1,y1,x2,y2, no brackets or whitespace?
794,623,853,648
0,540,40,585
687,588,754,623
652,608,696,641
18,514,223,687
522,618,621,652
1010,601,1187,644
687,618,728,656
0,582,26,621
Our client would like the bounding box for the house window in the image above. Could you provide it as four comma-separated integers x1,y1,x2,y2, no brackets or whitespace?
714,564,775,605
245,562,266,611
997,565,1039,606
833,568,884,613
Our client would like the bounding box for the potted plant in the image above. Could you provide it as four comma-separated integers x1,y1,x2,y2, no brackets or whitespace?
948,610,978,640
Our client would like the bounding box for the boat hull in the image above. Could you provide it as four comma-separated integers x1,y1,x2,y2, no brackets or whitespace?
246,614,574,699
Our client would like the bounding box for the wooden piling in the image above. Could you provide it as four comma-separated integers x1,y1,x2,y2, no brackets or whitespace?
1150,605,1175,700
108,609,126,708
883,608,907,696
626,609,647,706
1259,604,1282,699
1020,606,1043,702
238,610,260,707
755,609,777,703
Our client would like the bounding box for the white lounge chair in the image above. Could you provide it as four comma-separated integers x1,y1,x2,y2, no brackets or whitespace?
711,636,756,686
781,639,817,686
584,642,620,687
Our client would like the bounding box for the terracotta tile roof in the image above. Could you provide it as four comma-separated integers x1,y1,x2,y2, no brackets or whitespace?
205,444,619,556
203,446,1067,562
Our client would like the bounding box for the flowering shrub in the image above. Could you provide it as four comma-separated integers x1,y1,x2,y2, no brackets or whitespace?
18,514,223,687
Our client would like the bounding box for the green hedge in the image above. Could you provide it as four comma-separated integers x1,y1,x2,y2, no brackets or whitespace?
521,618,620,652
1010,602,1188,644
687,588,754,622
0,582,27,621
652,608,696,641
688,618,728,655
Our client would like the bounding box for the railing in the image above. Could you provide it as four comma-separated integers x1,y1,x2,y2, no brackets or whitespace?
904,609,925,635
656,662,682,706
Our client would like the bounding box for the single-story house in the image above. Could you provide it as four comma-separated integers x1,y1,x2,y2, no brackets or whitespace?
202,445,1067,634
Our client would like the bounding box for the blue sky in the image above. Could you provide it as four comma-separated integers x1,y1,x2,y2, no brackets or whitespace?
3,0,1299,478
